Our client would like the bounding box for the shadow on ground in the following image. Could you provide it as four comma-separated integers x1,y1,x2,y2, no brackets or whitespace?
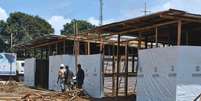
90,94,136,101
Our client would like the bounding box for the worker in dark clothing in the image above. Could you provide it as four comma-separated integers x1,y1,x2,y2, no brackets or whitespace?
76,64,85,89
64,65,74,91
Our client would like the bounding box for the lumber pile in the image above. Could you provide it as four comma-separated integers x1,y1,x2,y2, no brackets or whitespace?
21,88,83,101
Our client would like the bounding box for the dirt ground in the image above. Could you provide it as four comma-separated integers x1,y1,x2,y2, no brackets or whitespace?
0,81,136,101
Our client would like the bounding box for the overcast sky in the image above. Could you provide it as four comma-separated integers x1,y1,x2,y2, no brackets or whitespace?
0,0,201,34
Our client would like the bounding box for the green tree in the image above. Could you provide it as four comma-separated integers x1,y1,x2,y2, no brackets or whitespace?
0,21,9,52
61,19,96,35
6,12,54,47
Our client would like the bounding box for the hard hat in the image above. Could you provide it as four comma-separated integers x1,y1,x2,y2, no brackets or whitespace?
60,64,65,67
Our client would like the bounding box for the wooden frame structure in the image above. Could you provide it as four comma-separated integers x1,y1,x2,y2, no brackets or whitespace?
16,9,201,97
80,9,201,96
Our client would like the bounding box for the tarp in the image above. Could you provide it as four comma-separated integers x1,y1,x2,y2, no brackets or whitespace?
49,55,75,91
80,54,104,98
24,58,36,87
0,53,16,75
137,46,201,101
49,54,104,98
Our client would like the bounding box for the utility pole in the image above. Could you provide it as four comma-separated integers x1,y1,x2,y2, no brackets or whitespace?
143,0,151,15
73,20,79,72
99,0,103,26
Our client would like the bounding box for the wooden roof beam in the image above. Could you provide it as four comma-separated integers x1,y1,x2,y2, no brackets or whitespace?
110,20,178,36
160,14,201,23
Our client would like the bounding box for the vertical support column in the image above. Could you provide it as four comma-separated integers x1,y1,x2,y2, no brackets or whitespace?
177,20,182,45
163,43,165,47
124,41,128,96
48,45,51,56
155,27,158,47
151,42,153,48
87,33,91,55
34,48,36,58
185,32,189,45
138,33,141,49
116,34,120,96
112,43,115,96
63,40,66,54
85,43,88,54
77,41,80,56
55,43,58,55
45,47,48,59
87,42,90,55
145,36,148,49
40,48,43,59
132,55,135,73
24,49,26,58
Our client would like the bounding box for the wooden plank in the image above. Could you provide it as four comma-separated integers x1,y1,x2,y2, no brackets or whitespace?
40,48,43,59
112,43,115,96
116,34,120,96
63,40,66,54
45,48,48,59
55,43,58,55
124,42,128,96
145,36,148,49
132,55,135,73
155,27,158,47
111,20,178,35
138,33,142,49
177,20,182,45
185,32,189,45
104,72,137,77
87,42,90,55
160,14,201,23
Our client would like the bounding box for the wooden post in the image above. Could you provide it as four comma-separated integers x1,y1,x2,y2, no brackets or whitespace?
40,48,43,59
163,43,165,47
124,41,128,96
177,20,182,45
138,33,141,49
48,45,51,56
132,55,135,72
34,49,36,58
45,47,48,59
112,43,115,96
87,42,90,55
145,36,148,49
155,27,158,47
87,33,91,55
55,43,58,55
185,32,189,45
116,34,120,96
63,40,66,54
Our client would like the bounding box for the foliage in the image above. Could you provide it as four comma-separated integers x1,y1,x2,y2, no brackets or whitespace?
61,19,96,35
6,12,54,46
0,12,54,52
0,21,9,52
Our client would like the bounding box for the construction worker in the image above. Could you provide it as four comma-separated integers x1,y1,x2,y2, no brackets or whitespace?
57,64,65,92
76,64,85,89
64,65,74,91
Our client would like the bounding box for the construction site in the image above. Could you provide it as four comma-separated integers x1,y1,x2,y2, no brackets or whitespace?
1,1,201,101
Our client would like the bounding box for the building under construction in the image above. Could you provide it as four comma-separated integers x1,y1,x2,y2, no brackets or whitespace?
16,9,201,100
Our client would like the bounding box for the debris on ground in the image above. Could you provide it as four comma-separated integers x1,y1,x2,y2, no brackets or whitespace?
0,81,135,101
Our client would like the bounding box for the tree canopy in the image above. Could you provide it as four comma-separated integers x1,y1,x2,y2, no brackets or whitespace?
6,12,54,46
0,21,9,52
61,19,96,35
0,12,54,52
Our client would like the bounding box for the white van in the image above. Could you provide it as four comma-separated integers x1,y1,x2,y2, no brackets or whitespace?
16,60,24,75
